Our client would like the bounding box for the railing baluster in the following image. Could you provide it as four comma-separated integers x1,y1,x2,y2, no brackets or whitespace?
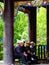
41,45,42,59
35,45,36,55
38,45,40,59
37,45,46,60
44,45,46,59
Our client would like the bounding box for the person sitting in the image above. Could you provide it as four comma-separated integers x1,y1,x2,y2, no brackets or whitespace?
14,40,27,65
25,42,31,62
30,41,38,64
30,41,36,55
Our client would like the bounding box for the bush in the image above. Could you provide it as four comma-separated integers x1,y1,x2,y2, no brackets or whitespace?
0,43,3,60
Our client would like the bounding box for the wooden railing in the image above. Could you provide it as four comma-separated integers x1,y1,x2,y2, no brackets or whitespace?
35,45,47,60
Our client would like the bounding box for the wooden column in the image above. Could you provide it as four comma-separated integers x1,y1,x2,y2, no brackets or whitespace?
4,0,14,65
47,5,49,63
28,7,36,43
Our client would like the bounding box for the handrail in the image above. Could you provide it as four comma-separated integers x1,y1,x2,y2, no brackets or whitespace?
35,45,47,60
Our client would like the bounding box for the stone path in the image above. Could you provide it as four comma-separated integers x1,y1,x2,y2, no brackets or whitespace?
1,60,49,65
0,61,21,65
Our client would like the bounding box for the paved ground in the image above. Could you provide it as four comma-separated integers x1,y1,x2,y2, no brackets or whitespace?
0,61,21,65
0,61,49,65
0,61,4,65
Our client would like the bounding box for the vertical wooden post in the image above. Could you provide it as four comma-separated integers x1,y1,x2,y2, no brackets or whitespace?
47,5,49,63
28,7,36,43
4,0,14,65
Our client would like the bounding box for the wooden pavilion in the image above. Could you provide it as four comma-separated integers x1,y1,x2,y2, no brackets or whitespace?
0,0,49,65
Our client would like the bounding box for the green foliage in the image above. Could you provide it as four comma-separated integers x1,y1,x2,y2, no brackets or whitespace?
14,11,28,44
0,43,3,60
0,19,4,60
0,18,4,42
0,2,4,10
37,7,46,45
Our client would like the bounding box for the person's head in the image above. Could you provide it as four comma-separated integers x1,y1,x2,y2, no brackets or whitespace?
18,40,24,47
30,41,35,46
26,42,30,47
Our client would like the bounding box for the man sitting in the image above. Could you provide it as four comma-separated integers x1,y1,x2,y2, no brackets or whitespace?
30,41,38,64
25,42,38,64
14,40,27,65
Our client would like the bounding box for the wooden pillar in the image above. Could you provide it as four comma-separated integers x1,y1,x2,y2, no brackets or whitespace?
47,5,49,62
28,7,36,43
4,0,14,65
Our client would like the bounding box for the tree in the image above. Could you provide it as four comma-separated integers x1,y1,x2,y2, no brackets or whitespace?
14,11,28,44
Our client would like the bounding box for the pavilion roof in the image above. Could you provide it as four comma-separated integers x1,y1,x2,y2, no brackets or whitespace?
0,0,49,7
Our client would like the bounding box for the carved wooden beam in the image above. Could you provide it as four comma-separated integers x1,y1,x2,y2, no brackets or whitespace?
14,0,34,2
0,0,34,2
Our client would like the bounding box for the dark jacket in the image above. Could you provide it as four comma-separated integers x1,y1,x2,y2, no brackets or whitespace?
14,45,26,56
25,46,31,53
